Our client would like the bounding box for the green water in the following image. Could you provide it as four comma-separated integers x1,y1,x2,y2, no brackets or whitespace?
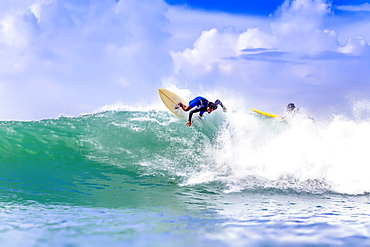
0,111,214,207
2,110,370,246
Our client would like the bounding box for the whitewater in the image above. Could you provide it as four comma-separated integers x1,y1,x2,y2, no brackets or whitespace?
1,99,370,246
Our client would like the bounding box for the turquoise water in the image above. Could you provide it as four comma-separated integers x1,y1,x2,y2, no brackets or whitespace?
1,110,370,246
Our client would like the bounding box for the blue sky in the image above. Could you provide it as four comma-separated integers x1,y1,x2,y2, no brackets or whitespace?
1,0,370,120
165,0,370,14
165,0,285,15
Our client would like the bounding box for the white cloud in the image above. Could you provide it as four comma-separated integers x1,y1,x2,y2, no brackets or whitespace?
171,0,341,74
237,28,276,52
171,28,239,75
336,3,370,12
0,0,170,120
339,37,369,55
271,0,337,53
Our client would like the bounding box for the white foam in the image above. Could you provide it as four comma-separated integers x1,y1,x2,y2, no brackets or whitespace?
93,84,370,195
183,102,370,195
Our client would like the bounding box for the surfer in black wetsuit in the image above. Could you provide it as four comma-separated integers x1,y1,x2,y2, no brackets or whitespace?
286,103,298,113
177,96,227,126
283,103,299,118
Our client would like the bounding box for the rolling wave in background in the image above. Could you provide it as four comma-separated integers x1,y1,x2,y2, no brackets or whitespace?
1,105,370,246
1,106,370,204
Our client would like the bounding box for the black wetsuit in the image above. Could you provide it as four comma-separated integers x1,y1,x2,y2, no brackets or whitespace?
188,97,208,122
187,97,225,122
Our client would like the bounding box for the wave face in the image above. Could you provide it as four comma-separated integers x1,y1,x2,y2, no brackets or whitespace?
1,110,370,208
0,110,212,207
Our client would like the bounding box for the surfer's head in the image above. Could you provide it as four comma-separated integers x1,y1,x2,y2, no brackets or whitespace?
286,103,296,112
207,102,217,113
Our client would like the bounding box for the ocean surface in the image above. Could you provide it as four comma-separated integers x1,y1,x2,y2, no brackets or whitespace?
1,109,370,246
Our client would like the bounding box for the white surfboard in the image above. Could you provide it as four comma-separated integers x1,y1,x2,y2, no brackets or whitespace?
158,88,187,120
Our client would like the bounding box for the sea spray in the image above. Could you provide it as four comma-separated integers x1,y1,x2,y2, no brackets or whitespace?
195,108,370,195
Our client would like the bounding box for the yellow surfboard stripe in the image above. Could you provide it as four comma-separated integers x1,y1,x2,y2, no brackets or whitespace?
250,108,278,118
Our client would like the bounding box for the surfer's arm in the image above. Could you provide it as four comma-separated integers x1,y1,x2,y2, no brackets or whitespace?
215,99,227,112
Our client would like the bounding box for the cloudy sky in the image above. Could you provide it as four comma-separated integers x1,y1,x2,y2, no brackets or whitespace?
0,0,370,120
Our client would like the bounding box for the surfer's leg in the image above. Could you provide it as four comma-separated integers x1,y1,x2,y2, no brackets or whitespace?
177,103,191,111
184,105,191,111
